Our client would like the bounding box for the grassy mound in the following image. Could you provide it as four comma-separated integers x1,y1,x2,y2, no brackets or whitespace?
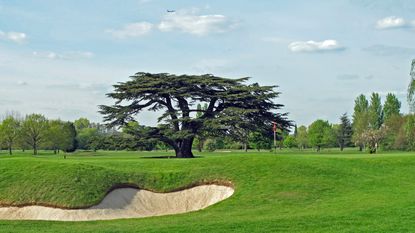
1,150,415,232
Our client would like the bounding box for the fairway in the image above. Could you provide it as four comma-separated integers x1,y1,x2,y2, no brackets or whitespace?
1,150,415,232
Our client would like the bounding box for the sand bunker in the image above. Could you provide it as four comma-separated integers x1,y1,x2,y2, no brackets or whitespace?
0,184,234,221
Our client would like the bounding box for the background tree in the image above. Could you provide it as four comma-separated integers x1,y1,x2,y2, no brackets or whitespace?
46,120,77,154
337,113,352,151
296,125,308,149
74,118,90,131
0,116,21,155
249,131,272,151
404,114,415,150
46,120,65,154
308,119,332,152
100,73,290,158
408,59,415,112
383,93,401,122
61,122,77,152
382,114,406,150
293,124,298,137
283,135,297,149
77,127,100,151
352,94,369,151
21,114,49,155
368,92,383,129
203,138,217,152
361,128,385,154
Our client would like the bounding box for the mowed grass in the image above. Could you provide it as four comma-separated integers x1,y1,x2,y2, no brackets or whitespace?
1,149,415,232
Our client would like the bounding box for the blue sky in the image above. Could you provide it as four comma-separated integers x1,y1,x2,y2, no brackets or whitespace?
0,0,414,126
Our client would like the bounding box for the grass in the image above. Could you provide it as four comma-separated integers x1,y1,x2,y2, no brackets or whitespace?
1,149,415,232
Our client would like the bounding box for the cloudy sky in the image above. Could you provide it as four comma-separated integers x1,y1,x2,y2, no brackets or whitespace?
0,0,414,126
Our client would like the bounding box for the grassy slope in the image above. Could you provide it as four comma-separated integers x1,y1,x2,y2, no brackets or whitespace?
1,150,415,232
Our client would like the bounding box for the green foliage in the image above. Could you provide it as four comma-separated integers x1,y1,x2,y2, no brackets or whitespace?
383,93,401,121
293,124,298,137
77,127,100,151
283,135,297,148
74,118,90,131
249,131,272,151
404,114,415,150
382,115,406,150
203,138,217,152
408,59,415,112
0,116,20,155
45,120,78,153
21,114,49,155
352,94,370,150
368,92,383,129
99,72,291,158
308,119,333,151
62,122,78,152
296,125,308,149
336,113,352,151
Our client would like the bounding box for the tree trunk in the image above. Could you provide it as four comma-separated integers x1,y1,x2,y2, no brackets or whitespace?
8,146,12,155
197,139,203,152
243,142,248,152
33,141,37,155
175,139,194,158
340,145,344,151
317,146,321,152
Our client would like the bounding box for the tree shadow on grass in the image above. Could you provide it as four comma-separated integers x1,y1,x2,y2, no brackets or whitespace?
140,155,204,159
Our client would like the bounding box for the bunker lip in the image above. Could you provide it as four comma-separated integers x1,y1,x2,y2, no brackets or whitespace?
0,180,234,209
0,182,234,221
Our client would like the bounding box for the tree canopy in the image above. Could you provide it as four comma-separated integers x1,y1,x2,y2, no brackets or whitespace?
368,92,383,130
100,73,290,158
408,59,415,112
352,94,369,150
383,93,401,121
308,119,333,151
337,113,352,151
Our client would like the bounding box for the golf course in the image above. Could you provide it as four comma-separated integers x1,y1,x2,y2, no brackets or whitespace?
2,1,415,232
1,150,415,232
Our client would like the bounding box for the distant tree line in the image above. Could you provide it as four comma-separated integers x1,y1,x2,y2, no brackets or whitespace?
284,92,411,153
0,113,279,155
282,59,415,153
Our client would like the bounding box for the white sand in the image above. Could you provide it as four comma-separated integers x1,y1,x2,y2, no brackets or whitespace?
0,185,234,221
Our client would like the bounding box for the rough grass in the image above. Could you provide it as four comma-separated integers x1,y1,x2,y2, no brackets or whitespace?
0,149,415,232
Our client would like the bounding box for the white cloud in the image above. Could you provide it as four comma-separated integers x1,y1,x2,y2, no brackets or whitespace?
0,31,27,43
158,11,236,36
376,16,407,29
33,51,94,60
107,22,153,38
288,40,344,53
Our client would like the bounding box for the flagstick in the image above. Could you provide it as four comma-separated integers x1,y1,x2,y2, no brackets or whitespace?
272,121,277,154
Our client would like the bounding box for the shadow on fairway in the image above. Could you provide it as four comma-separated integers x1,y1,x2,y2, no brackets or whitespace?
140,155,204,159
